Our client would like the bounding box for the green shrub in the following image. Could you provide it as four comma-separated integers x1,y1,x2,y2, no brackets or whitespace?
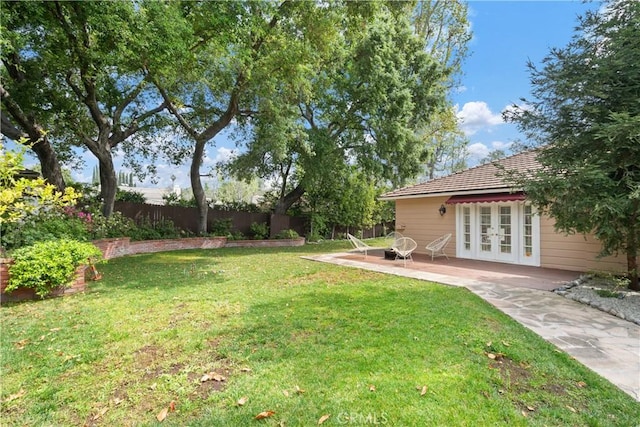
116,189,146,203
162,193,197,207
6,239,104,298
227,231,245,240
89,212,136,240
250,222,269,240
1,207,92,250
306,231,324,243
210,218,233,236
128,217,182,241
275,229,299,239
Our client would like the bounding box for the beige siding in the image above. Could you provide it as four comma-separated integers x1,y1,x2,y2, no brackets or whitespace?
395,197,631,274
539,216,627,273
395,197,456,255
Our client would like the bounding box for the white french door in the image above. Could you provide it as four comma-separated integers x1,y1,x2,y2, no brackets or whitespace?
477,205,515,263
456,203,539,266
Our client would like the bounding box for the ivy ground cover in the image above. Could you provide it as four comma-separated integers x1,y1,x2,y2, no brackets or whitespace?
1,241,638,426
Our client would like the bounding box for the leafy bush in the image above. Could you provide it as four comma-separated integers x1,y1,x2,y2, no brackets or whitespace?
116,189,146,203
250,222,269,240
1,207,93,250
163,193,197,207
306,231,324,243
227,231,246,240
128,217,182,241
210,218,233,236
275,229,299,239
6,239,104,298
88,212,136,240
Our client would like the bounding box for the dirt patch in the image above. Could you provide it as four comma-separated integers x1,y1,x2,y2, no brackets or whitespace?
489,355,532,393
134,344,163,369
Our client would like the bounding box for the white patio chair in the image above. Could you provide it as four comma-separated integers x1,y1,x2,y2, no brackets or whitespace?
425,233,452,261
347,233,374,258
391,237,417,267
384,231,404,249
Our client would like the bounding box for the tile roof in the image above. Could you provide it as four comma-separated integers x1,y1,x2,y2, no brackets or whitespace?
380,150,541,200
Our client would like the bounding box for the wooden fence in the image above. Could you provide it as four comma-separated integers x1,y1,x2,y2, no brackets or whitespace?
114,202,391,240
114,202,308,238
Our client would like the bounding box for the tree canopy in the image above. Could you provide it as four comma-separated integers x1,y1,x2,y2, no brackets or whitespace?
2,0,472,236
223,1,456,216
504,0,640,289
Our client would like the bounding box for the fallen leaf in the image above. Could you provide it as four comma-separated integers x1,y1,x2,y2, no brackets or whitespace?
169,401,176,412
498,389,505,394
566,405,577,413
420,385,428,396
240,367,252,372
486,341,492,347
14,339,29,350
295,385,305,394
318,414,330,424
92,407,109,421
237,396,248,406
526,405,535,411
486,352,496,359
50,327,61,332
502,341,511,347
201,372,226,382
283,390,290,397
521,410,528,417
112,397,124,406
157,407,169,422
255,410,275,420
369,385,376,392
3,389,26,403
576,381,587,388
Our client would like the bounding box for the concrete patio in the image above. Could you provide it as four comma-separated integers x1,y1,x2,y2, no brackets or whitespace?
304,250,640,401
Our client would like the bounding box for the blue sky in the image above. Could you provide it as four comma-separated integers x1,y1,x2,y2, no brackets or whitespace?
453,0,597,162
23,1,597,189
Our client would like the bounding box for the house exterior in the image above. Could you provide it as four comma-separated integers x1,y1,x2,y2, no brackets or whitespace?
380,150,628,273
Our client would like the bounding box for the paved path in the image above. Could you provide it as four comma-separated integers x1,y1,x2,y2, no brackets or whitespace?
304,253,640,401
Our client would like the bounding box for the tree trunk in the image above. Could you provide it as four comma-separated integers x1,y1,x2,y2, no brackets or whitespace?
96,151,117,217
274,183,305,215
0,103,66,192
191,140,208,235
31,136,66,191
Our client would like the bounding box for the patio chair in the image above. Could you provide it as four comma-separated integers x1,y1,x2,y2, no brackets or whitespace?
347,233,374,258
384,231,404,249
391,237,417,267
425,233,452,261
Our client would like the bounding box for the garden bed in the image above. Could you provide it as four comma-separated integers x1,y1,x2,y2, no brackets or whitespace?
0,261,88,303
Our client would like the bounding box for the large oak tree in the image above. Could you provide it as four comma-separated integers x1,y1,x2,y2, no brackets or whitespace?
2,1,172,217
225,2,452,216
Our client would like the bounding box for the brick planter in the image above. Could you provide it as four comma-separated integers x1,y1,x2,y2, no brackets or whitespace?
0,260,88,303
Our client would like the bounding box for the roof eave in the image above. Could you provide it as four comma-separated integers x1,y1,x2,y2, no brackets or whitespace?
379,186,524,201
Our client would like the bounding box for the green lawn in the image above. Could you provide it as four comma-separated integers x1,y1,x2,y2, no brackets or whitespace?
1,241,638,426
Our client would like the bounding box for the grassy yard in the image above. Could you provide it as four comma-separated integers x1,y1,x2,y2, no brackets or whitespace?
1,241,638,426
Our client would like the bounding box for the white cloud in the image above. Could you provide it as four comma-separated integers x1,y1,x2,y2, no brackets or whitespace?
456,101,503,135
213,147,237,164
467,142,490,162
466,140,513,165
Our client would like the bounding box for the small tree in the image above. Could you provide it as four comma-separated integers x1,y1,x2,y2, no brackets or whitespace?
504,0,640,290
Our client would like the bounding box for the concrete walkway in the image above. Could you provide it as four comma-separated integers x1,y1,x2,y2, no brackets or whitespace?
304,252,640,401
